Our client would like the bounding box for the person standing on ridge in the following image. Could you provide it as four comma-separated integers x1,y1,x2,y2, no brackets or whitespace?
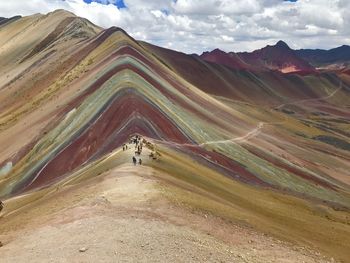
139,158,142,165
132,156,137,165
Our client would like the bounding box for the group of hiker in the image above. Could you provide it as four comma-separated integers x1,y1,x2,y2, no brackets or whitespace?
123,134,161,165
128,135,144,165
132,156,142,165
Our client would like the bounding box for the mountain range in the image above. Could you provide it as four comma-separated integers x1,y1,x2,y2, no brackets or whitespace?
201,40,350,73
0,10,349,262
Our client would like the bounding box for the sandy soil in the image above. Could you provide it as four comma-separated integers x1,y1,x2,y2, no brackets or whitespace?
0,148,335,263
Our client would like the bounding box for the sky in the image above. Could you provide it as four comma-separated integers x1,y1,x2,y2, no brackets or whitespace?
0,0,349,54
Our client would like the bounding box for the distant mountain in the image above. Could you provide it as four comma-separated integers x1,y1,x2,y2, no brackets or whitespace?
200,48,252,70
237,40,316,73
200,41,350,73
200,41,316,74
296,45,350,68
0,15,21,26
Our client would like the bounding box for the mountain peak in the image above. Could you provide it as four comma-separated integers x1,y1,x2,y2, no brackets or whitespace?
275,40,290,49
48,9,76,17
201,48,225,55
200,48,251,70
236,40,315,73
338,44,350,49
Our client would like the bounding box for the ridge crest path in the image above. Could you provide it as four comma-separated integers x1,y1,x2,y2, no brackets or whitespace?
0,149,333,262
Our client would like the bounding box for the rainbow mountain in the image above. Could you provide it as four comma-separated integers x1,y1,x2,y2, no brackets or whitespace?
0,10,350,262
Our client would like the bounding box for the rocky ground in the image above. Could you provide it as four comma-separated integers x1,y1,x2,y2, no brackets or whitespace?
0,147,336,262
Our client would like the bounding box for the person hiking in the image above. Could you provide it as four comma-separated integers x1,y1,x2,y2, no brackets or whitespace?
139,158,142,165
132,156,137,165
0,200,3,212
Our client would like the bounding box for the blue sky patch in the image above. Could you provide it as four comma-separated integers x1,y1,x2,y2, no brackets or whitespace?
161,9,170,16
83,0,127,9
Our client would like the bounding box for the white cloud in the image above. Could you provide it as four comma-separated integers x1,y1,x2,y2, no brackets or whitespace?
171,0,261,15
0,0,349,53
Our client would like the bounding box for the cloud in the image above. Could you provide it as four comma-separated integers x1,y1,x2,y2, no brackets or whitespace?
0,0,348,53
171,0,262,15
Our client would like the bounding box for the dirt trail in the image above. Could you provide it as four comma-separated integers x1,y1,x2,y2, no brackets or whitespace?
150,81,345,149
276,82,343,109
0,156,334,262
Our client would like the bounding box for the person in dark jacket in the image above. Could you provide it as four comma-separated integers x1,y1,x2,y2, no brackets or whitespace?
132,156,137,165
0,200,3,212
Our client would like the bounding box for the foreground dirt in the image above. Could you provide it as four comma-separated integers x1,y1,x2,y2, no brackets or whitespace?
0,160,335,262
